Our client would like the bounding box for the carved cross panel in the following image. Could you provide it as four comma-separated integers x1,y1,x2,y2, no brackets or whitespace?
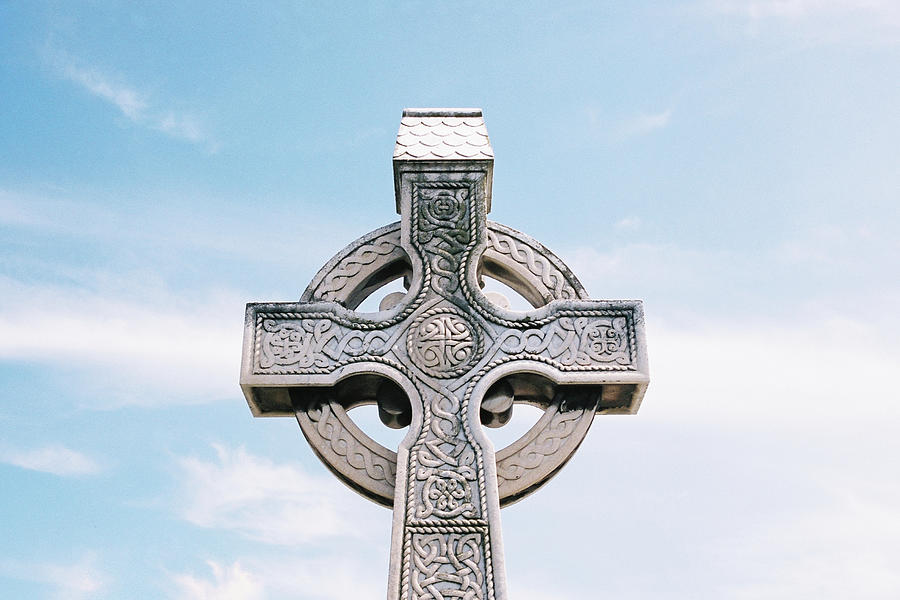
240,109,649,600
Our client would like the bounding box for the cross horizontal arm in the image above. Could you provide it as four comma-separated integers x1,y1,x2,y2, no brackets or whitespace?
478,299,649,379
240,301,410,416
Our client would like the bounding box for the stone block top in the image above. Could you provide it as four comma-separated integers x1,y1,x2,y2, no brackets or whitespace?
393,108,494,160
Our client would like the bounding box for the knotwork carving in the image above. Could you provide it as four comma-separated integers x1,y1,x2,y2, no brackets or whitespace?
409,531,487,600
421,472,476,519
303,221,584,312
407,308,483,379
409,386,482,522
413,183,473,296
307,402,397,483
486,228,577,301
495,407,584,487
318,237,400,302
256,317,398,373
499,315,633,368
494,392,598,498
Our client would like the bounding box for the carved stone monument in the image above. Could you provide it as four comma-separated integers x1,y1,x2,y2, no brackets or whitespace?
240,108,649,600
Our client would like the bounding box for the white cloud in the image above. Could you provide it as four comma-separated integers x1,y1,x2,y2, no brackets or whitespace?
720,480,900,598
176,445,379,545
59,61,148,120
706,0,900,42
171,561,264,600
0,444,101,476
0,187,345,271
0,554,107,600
647,316,900,427
170,556,384,600
778,223,900,276
619,108,673,137
0,275,240,407
566,241,716,296
250,557,383,600
157,112,206,143
582,106,672,141
710,0,900,19
51,52,214,148
614,216,642,230
0,187,360,408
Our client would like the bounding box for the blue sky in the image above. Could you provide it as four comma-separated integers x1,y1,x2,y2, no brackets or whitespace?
1,2,898,599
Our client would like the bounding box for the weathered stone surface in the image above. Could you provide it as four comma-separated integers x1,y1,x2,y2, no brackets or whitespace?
240,108,649,600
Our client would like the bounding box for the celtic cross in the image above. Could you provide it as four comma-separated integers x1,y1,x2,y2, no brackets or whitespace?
240,109,649,600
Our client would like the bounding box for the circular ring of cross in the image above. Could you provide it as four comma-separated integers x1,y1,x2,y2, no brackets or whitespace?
294,220,601,507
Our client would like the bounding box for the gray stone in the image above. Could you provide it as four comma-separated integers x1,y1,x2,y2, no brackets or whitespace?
240,108,649,600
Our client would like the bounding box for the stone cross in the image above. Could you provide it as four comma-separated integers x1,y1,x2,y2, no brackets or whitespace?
240,108,649,600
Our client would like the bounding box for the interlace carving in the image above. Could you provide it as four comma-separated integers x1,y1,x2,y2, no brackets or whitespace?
486,228,577,300
414,183,473,296
319,237,400,302
307,402,397,484
257,317,397,372
410,387,481,522
402,383,493,600
498,315,632,368
495,403,589,489
410,531,486,600
422,472,476,519
407,308,483,379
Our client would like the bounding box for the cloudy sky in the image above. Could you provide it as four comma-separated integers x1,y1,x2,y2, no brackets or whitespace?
1,2,899,599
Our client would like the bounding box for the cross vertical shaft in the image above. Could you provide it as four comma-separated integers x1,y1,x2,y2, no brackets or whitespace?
389,140,506,599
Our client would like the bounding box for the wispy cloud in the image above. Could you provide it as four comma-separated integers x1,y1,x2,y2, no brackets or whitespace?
706,0,900,42
0,553,107,600
157,112,207,144
719,479,900,598
618,108,673,137
648,317,900,427
0,445,101,476
175,445,381,545
614,216,642,230
562,230,900,426
170,561,264,600
583,105,673,141
0,187,358,408
566,241,716,296
710,0,900,20
778,223,899,273
0,187,345,270
169,556,383,600
0,274,240,407
58,61,148,120
49,50,215,148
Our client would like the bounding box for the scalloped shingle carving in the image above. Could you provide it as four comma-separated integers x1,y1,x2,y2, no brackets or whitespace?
393,108,494,160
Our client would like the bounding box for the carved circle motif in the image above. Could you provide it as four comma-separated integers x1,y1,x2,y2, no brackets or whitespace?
421,188,466,226
421,472,476,518
406,308,481,378
584,318,625,360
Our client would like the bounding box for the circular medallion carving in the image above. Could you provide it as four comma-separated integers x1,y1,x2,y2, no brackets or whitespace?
406,308,482,378
420,188,467,227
